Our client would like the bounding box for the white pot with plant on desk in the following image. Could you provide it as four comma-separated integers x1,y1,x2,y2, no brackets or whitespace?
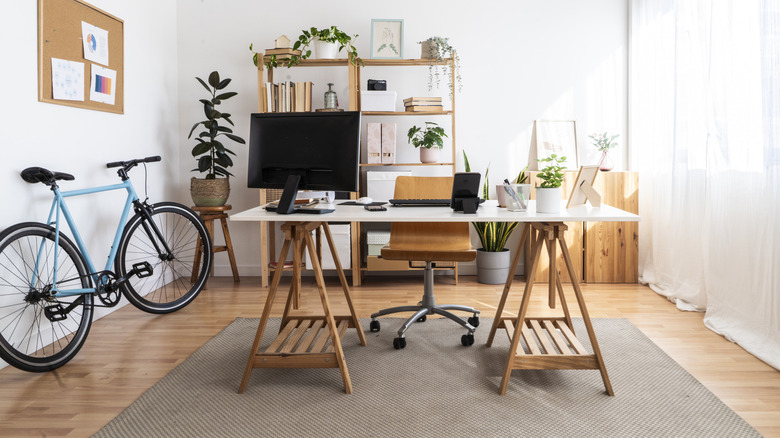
408,122,446,163
535,154,567,214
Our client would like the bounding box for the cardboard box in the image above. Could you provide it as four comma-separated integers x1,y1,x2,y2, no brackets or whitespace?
367,170,412,201
362,90,397,111
304,224,351,270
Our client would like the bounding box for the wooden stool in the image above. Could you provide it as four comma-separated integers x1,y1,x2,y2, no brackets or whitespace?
192,205,240,282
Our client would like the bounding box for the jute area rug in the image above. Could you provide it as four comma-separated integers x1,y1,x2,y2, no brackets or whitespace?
95,318,759,437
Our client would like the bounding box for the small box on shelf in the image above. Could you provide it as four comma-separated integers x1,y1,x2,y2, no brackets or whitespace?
362,90,397,111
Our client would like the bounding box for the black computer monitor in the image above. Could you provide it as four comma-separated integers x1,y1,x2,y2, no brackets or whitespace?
247,111,361,192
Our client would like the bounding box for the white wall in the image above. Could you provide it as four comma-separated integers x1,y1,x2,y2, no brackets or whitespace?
175,0,628,275
1,1,180,320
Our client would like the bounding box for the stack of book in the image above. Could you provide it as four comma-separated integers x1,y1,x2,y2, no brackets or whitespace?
263,81,313,112
403,97,443,112
262,48,302,64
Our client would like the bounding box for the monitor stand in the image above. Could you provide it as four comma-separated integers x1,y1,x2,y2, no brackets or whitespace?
276,174,300,214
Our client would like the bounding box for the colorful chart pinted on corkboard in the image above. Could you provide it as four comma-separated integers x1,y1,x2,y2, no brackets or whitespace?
38,0,124,114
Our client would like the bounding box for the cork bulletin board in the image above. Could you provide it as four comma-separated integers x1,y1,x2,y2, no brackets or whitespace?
38,0,124,114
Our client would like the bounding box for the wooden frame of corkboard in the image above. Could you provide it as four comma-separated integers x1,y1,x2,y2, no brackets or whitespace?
38,0,124,114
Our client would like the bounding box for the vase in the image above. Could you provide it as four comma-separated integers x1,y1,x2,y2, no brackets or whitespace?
419,147,440,163
190,177,230,207
476,249,511,284
598,150,614,171
535,187,561,214
313,39,338,59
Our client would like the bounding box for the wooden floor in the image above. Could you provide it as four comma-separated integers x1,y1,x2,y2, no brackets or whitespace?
0,275,778,437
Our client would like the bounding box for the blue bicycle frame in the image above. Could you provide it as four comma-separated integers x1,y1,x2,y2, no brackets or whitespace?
41,179,140,297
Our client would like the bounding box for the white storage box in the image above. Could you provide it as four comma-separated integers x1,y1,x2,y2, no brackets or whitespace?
367,230,391,256
305,224,351,270
362,90,397,112
367,170,412,201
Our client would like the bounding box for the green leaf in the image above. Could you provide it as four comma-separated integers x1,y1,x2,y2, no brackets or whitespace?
192,142,211,156
217,78,232,90
207,71,220,88
197,155,212,171
224,133,246,144
216,91,237,100
463,151,471,172
196,77,211,93
188,122,203,139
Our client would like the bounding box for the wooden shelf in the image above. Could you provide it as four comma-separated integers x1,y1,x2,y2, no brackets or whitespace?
361,58,452,67
362,111,452,116
360,162,454,167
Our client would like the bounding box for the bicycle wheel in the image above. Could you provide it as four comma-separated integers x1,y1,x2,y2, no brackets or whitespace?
116,202,212,314
0,222,94,372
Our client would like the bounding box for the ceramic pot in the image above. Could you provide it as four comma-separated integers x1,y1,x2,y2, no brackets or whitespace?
419,147,440,163
190,177,229,207
314,39,338,59
535,187,561,213
476,248,511,284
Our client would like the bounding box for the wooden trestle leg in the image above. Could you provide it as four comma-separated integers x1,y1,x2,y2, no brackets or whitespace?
238,221,365,394
487,222,614,396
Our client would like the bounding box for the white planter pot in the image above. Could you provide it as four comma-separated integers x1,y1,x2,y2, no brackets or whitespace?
535,187,561,213
313,39,338,59
419,147,440,163
476,249,511,284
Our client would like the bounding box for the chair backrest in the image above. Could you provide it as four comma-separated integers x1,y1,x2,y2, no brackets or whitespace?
383,176,474,260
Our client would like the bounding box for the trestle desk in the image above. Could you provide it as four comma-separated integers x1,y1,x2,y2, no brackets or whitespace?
231,201,639,395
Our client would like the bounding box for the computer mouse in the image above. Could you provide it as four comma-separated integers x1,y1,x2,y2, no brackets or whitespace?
357,197,373,205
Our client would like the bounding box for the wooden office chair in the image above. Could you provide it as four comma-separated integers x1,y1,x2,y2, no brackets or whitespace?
369,176,480,349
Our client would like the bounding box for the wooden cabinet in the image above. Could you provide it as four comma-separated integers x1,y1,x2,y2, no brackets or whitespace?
528,170,638,283
254,56,458,287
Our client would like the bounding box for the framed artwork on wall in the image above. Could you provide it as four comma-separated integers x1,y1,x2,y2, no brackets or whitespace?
535,120,579,169
370,19,403,59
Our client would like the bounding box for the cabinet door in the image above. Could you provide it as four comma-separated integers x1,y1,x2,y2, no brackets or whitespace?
527,171,583,283
584,171,639,283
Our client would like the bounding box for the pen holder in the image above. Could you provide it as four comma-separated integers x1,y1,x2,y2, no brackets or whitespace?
504,184,531,212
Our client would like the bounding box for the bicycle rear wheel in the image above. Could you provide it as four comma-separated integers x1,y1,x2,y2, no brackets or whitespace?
116,202,212,314
0,222,93,372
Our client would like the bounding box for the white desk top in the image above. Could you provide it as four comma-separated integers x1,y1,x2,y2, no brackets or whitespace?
231,200,639,223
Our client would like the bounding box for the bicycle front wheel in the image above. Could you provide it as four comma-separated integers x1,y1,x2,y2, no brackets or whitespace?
0,222,94,372
116,202,212,314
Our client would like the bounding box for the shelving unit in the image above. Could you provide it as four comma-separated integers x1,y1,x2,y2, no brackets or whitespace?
254,55,458,287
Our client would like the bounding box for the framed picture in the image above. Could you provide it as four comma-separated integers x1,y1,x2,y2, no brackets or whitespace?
566,165,601,208
371,19,403,59
535,120,578,169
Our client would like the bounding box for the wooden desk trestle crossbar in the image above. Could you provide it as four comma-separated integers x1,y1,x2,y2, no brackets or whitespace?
238,221,367,394
486,221,614,396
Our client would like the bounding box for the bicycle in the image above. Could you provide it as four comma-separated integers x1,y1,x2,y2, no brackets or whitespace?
0,156,213,372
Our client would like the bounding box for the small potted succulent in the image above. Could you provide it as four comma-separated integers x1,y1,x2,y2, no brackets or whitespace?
589,131,619,171
418,36,462,98
407,122,447,163
188,71,245,207
535,154,567,213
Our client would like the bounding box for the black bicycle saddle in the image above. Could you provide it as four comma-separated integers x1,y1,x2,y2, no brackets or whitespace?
21,167,75,186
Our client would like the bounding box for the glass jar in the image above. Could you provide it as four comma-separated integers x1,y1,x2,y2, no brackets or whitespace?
324,83,338,109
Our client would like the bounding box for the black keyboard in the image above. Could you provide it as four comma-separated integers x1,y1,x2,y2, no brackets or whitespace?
389,198,452,207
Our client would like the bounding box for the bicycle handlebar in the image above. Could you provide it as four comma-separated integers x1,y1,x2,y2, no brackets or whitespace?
106,156,161,169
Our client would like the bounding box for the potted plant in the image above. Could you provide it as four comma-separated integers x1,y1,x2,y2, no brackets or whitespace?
463,151,527,284
418,36,462,98
188,71,245,207
535,154,567,213
589,131,619,171
407,122,447,163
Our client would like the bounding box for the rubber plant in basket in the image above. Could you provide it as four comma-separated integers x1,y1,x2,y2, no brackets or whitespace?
189,71,246,207
463,151,527,284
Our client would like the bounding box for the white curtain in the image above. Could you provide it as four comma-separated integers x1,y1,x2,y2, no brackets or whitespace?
630,0,780,369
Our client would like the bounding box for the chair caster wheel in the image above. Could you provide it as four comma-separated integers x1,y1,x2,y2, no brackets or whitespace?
468,316,479,327
417,315,427,322
461,333,475,346
393,337,406,350
369,320,380,332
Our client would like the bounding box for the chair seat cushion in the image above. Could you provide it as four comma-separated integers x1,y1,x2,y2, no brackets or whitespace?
381,246,476,262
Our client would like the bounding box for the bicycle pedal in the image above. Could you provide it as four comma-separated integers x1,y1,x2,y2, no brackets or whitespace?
44,304,67,322
132,261,154,278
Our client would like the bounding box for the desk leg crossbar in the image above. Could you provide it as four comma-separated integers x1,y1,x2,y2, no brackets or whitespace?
486,222,614,396
238,221,366,394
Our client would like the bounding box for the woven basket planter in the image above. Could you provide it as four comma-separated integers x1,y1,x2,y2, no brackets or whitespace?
190,177,230,207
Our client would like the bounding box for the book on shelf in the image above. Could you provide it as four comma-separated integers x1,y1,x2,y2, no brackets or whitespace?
264,48,302,56
263,81,314,113
404,105,444,112
403,96,442,104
